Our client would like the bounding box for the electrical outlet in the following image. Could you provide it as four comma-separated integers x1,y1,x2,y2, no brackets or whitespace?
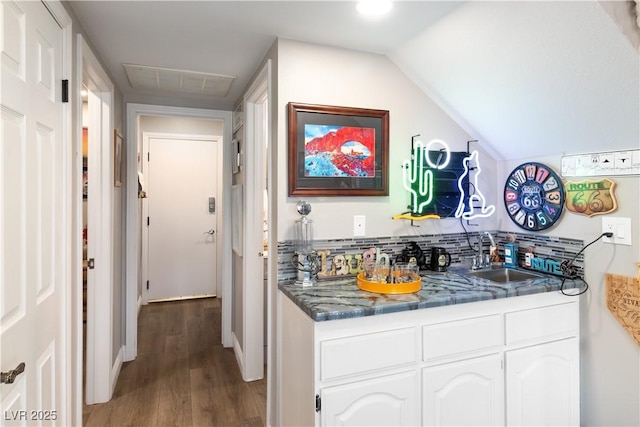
602,217,632,245
354,215,366,237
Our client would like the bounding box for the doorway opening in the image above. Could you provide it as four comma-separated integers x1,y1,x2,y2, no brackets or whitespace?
125,105,233,364
77,34,117,406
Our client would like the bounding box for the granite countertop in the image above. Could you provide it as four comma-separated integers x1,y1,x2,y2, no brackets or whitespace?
278,264,583,322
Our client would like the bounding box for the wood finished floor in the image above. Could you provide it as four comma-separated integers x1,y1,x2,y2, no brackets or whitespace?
83,298,266,426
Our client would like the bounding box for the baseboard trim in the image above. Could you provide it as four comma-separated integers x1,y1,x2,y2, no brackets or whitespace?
110,345,124,396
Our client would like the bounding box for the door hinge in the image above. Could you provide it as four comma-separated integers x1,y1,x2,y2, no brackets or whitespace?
88,258,95,270
146,280,149,290
147,217,150,226
148,152,150,162
62,79,69,103
315,394,321,413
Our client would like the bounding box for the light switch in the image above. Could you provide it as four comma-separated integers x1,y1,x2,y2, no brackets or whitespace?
602,217,632,245
354,215,366,237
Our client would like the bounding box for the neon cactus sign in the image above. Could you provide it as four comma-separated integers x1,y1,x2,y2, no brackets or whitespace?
401,139,495,221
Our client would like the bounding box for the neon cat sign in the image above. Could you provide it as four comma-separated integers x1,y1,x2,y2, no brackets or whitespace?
402,139,495,220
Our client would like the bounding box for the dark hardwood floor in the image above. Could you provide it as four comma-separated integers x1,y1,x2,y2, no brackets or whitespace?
83,298,266,426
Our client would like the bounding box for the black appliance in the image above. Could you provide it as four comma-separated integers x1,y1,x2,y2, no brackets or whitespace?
397,242,427,270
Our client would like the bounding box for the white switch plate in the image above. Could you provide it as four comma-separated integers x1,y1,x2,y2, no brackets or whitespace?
602,217,632,245
354,215,366,237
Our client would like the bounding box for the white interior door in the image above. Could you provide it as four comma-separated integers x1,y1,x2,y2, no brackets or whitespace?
79,32,116,405
144,135,218,301
1,0,68,423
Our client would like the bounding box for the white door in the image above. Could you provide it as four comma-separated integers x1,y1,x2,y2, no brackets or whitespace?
506,338,579,426
145,135,218,301
321,371,419,426
1,0,68,424
422,355,504,426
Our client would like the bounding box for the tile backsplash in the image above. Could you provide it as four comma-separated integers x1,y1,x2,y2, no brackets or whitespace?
277,231,584,282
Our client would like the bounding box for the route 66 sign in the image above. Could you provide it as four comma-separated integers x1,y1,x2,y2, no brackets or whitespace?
504,162,565,231
564,178,617,217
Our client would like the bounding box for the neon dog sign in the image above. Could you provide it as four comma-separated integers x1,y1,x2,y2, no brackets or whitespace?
402,139,495,221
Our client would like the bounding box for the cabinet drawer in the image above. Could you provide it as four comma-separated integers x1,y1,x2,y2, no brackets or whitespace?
422,314,502,361
505,303,577,345
320,327,416,382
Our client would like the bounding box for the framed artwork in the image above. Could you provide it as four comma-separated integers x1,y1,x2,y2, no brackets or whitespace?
114,130,123,187
287,102,389,196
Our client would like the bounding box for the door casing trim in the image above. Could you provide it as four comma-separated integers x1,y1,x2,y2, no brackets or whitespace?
125,104,233,362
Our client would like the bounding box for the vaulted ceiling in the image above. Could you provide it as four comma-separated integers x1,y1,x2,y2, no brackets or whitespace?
390,1,639,160
69,1,638,161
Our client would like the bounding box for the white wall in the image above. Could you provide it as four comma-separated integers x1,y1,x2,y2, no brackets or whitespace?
139,115,223,140
276,39,498,242
498,155,640,426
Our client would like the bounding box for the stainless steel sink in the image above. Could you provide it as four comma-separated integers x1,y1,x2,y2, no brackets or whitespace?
467,267,542,283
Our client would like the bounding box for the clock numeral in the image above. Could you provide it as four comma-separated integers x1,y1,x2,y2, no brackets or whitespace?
525,164,536,180
505,190,518,202
507,202,521,215
513,169,526,185
545,190,561,205
535,167,550,184
543,177,558,191
536,211,549,227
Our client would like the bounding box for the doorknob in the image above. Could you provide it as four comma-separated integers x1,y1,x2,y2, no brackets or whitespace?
1,362,25,384
203,229,215,235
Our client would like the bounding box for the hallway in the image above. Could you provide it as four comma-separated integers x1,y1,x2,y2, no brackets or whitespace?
83,298,266,426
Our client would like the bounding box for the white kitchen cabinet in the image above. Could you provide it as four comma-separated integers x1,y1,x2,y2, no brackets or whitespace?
506,338,579,426
321,371,419,427
422,354,504,426
278,291,579,427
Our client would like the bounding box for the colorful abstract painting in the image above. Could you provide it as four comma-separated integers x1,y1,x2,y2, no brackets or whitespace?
304,124,375,177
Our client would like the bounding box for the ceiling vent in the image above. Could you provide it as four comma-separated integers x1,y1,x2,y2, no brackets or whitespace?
123,63,235,97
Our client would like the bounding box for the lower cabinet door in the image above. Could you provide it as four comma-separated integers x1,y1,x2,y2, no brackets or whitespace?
505,338,579,426
422,354,504,426
321,371,419,427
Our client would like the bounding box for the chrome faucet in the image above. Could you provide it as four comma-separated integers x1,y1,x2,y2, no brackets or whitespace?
473,231,496,270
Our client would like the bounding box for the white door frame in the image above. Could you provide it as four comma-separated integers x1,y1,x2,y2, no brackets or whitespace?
75,34,118,404
141,131,220,304
35,0,74,423
125,104,232,362
237,60,270,382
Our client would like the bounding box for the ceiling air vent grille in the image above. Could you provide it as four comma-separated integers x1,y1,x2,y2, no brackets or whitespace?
123,63,235,97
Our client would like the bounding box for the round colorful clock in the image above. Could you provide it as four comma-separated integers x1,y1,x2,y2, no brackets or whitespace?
504,162,565,231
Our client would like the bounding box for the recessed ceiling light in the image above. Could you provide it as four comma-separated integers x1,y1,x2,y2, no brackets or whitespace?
356,0,393,17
